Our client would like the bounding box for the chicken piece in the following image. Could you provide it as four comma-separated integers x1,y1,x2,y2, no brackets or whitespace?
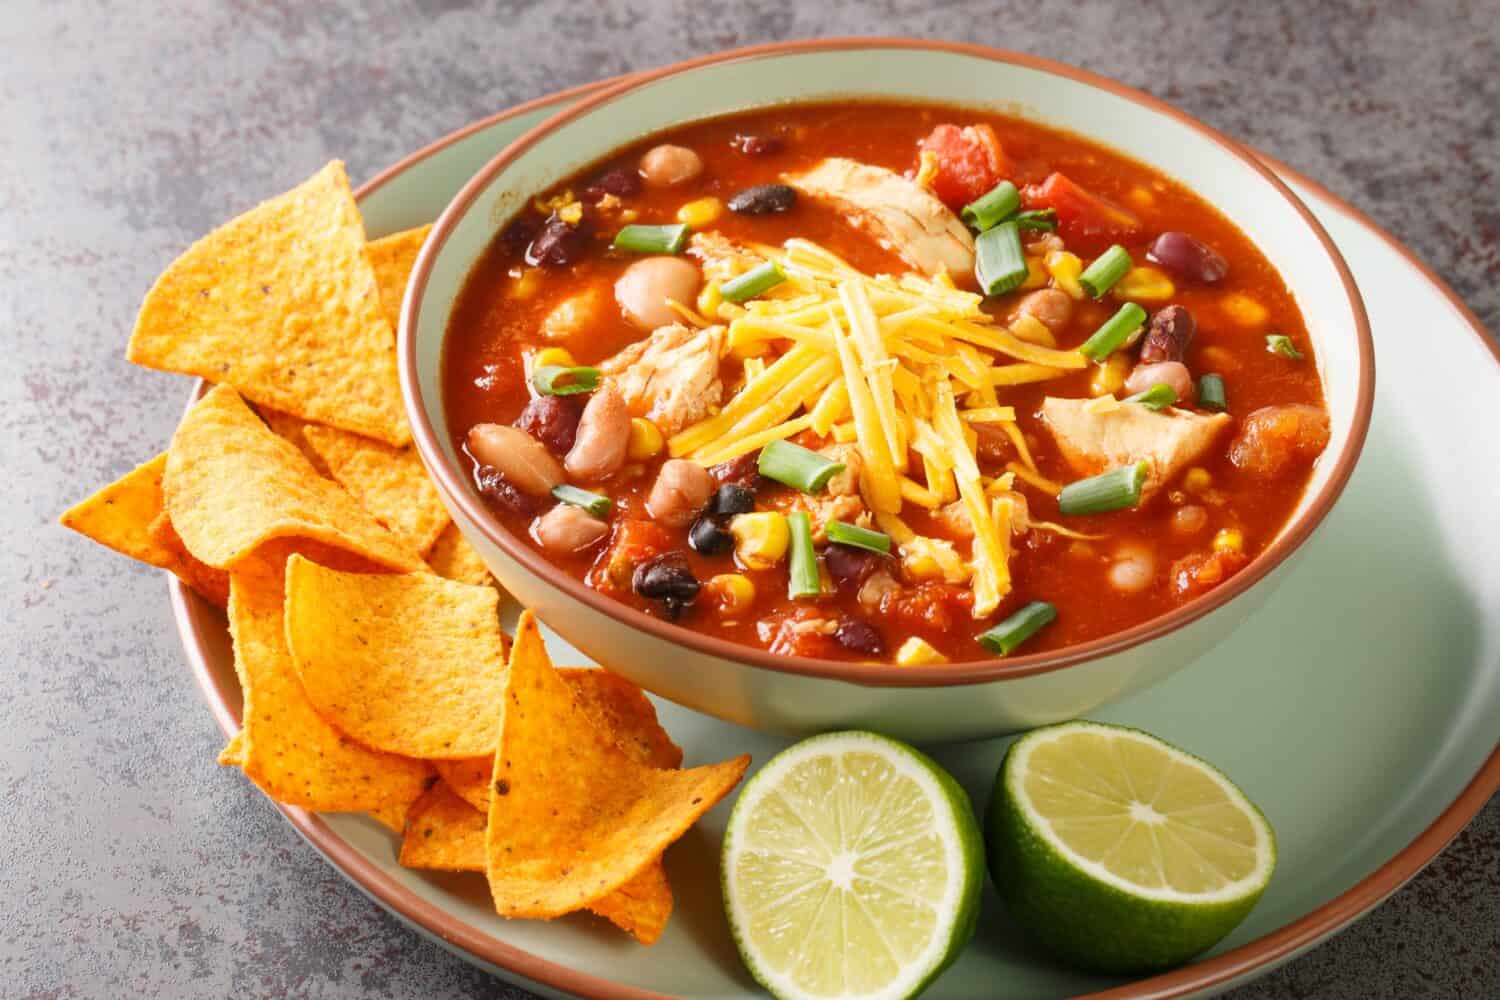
784,158,975,277
1040,396,1231,502
598,323,726,436
688,232,764,284
541,289,602,342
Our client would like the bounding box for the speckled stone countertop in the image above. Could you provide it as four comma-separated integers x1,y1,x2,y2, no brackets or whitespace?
5,2,1496,997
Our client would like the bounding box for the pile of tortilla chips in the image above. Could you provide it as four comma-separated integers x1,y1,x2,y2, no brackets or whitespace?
60,162,749,944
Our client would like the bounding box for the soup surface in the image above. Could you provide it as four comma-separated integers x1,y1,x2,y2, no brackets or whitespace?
443,101,1330,665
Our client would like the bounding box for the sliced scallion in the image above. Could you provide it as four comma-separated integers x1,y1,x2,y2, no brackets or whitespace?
757,439,845,494
961,180,1020,231
613,223,690,254
1266,334,1304,360
551,484,612,517
1011,208,1058,232
720,260,786,303
1123,383,1177,411
1078,302,1148,361
977,601,1057,655
825,520,891,555
1058,461,1149,515
1198,373,1227,411
975,221,1028,296
532,364,601,397
1079,244,1133,298
786,512,821,599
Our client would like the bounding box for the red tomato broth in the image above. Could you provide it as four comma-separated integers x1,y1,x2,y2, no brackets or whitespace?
442,101,1327,663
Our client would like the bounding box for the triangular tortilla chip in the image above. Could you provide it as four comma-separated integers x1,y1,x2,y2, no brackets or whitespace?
126,161,409,445
366,775,435,834
425,523,495,588
283,556,508,759
59,453,229,607
218,731,245,767
301,424,451,555
367,224,432,331
164,385,422,572
486,612,748,919
229,556,430,810
257,407,333,477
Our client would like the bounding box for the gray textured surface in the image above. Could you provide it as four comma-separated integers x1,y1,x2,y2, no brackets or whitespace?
4,1,1497,997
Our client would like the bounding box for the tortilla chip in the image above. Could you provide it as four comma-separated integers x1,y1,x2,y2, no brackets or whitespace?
257,407,332,477
164,385,422,573
485,612,749,919
425,524,495,588
301,424,450,555
59,453,229,607
218,731,245,767
126,161,409,446
367,776,435,834
586,862,674,946
283,556,508,759
367,224,432,331
230,557,430,810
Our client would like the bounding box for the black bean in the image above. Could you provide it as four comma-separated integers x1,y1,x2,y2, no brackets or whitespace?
499,215,541,258
526,213,589,268
688,517,732,555
709,484,755,519
1139,305,1197,365
728,184,797,216
632,551,701,618
710,452,765,491
515,394,584,456
823,543,888,587
835,618,886,656
1146,231,1229,284
730,133,783,156
475,465,549,517
583,166,641,201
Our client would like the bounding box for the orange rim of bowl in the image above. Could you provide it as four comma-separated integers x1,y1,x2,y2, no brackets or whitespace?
400,37,1377,688
170,39,1500,1000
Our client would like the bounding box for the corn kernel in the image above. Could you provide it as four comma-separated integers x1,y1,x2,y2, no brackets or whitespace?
730,512,790,570
1045,251,1085,300
533,346,575,369
704,574,756,616
626,418,664,461
1090,353,1130,396
1183,467,1212,494
696,281,723,320
509,268,543,300
1021,256,1049,290
557,200,583,225
1113,266,1175,302
1221,292,1268,327
676,197,723,228
1213,528,1244,553
896,636,949,666
1126,186,1156,211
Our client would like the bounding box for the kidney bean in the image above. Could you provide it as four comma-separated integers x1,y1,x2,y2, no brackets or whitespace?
467,423,564,496
1139,305,1197,365
834,617,886,657
727,184,798,215
565,385,631,481
646,459,715,527
824,543,888,587
582,166,641,201
730,133,783,156
1146,231,1229,283
1011,288,1073,331
1125,360,1196,405
499,215,541,258
710,452,765,491
475,466,549,517
615,256,702,331
515,394,583,456
633,550,701,617
639,144,703,186
533,504,609,555
526,214,589,268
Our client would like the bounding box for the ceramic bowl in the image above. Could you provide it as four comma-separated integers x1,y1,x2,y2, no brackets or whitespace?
401,39,1373,742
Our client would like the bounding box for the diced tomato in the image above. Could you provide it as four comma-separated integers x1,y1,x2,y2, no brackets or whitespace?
916,124,1008,210
1022,172,1140,241
588,519,671,595
758,607,844,659
881,581,973,635
1169,547,1249,599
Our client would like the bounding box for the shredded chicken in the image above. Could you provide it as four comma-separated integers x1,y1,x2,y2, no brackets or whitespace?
540,289,602,341
599,323,726,436
1040,396,1231,501
688,232,764,284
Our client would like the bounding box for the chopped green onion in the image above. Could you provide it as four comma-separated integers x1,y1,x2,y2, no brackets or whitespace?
961,181,1020,231
1266,334,1304,360
532,364,601,396
1079,244,1133,298
825,520,891,555
551,484,612,517
1123,383,1177,411
786,512,821,599
975,221,1028,296
1058,462,1149,515
1078,302,1148,361
1198,373,1227,411
1011,208,1058,232
612,223,690,254
757,439,845,494
977,601,1057,655
720,260,786,302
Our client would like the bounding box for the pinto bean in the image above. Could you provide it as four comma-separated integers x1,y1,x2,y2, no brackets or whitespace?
614,256,702,331
1011,288,1073,330
1125,361,1196,405
1139,304,1196,364
532,504,609,554
1108,544,1156,593
646,459,715,527
467,423,564,496
639,144,703,186
565,385,631,481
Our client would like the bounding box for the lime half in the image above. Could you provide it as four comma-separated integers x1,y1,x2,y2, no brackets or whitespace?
722,731,983,1000
988,720,1276,973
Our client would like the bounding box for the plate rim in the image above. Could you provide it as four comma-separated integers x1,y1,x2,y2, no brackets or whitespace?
168,71,1500,1000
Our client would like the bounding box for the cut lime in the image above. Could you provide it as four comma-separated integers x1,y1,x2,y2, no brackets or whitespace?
722,731,983,1000
987,720,1276,973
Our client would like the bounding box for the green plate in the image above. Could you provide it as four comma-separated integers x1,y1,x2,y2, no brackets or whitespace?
173,85,1500,999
